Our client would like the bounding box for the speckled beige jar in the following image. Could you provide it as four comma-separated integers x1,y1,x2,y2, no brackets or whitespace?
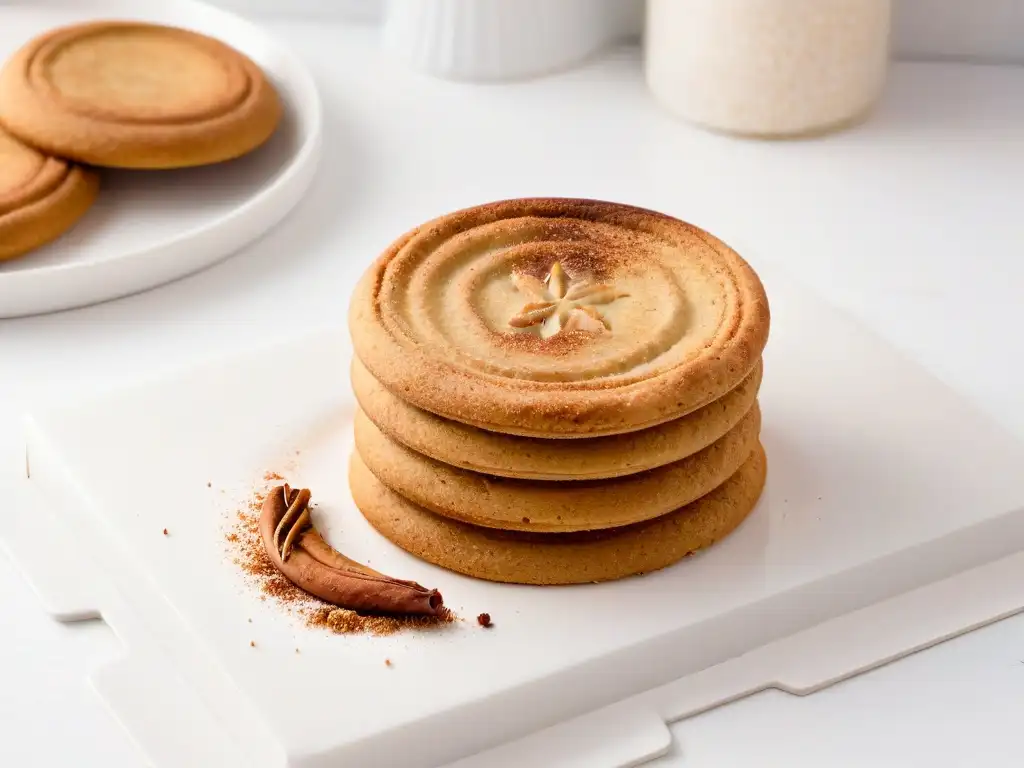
644,0,892,137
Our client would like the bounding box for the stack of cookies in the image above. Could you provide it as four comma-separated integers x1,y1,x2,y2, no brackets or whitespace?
349,198,771,585
0,20,281,262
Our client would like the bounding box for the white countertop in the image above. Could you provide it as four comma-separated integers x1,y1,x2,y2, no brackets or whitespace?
2,21,1023,767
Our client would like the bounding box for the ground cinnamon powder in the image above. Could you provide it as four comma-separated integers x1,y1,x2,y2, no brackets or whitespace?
226,479,456,636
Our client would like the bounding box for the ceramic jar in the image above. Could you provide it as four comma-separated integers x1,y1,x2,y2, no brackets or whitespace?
645,0,893,137
380,0,629,82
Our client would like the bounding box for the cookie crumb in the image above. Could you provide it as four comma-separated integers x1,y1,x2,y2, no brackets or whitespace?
477,613,492,628
250,640,256,648
384,658,392,667
162,528,168,536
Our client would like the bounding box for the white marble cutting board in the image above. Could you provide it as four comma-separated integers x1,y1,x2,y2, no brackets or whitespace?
8,263,1024,767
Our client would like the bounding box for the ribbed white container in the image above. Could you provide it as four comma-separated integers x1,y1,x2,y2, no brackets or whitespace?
645,0,893,137
381,0,624,82
209,0,383,21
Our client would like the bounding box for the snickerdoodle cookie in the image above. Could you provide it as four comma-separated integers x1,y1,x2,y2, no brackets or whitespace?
349,198,769,437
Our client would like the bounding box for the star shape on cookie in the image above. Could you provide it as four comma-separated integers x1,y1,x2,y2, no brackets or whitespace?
508,261,628,339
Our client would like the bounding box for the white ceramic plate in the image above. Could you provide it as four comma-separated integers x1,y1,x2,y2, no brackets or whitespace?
0,0,322,318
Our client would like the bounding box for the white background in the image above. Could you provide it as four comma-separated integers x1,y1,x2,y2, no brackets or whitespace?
3,11,1024,768
210,0,1024,63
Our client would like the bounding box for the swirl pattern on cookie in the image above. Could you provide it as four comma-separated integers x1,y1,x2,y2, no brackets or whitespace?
0,126,98,261
0,22,282,168
350,198,770,437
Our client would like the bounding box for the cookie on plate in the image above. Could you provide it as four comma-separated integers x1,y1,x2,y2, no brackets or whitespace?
0,125,98,262
351,443,768,585
0,21,282,169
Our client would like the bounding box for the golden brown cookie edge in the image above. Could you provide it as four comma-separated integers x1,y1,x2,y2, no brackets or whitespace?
349,443,767,585
352,401,761,532
0,156,99,262
353,354,763,479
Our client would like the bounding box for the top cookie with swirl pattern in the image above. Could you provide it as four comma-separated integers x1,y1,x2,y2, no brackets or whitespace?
349,198,770,437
